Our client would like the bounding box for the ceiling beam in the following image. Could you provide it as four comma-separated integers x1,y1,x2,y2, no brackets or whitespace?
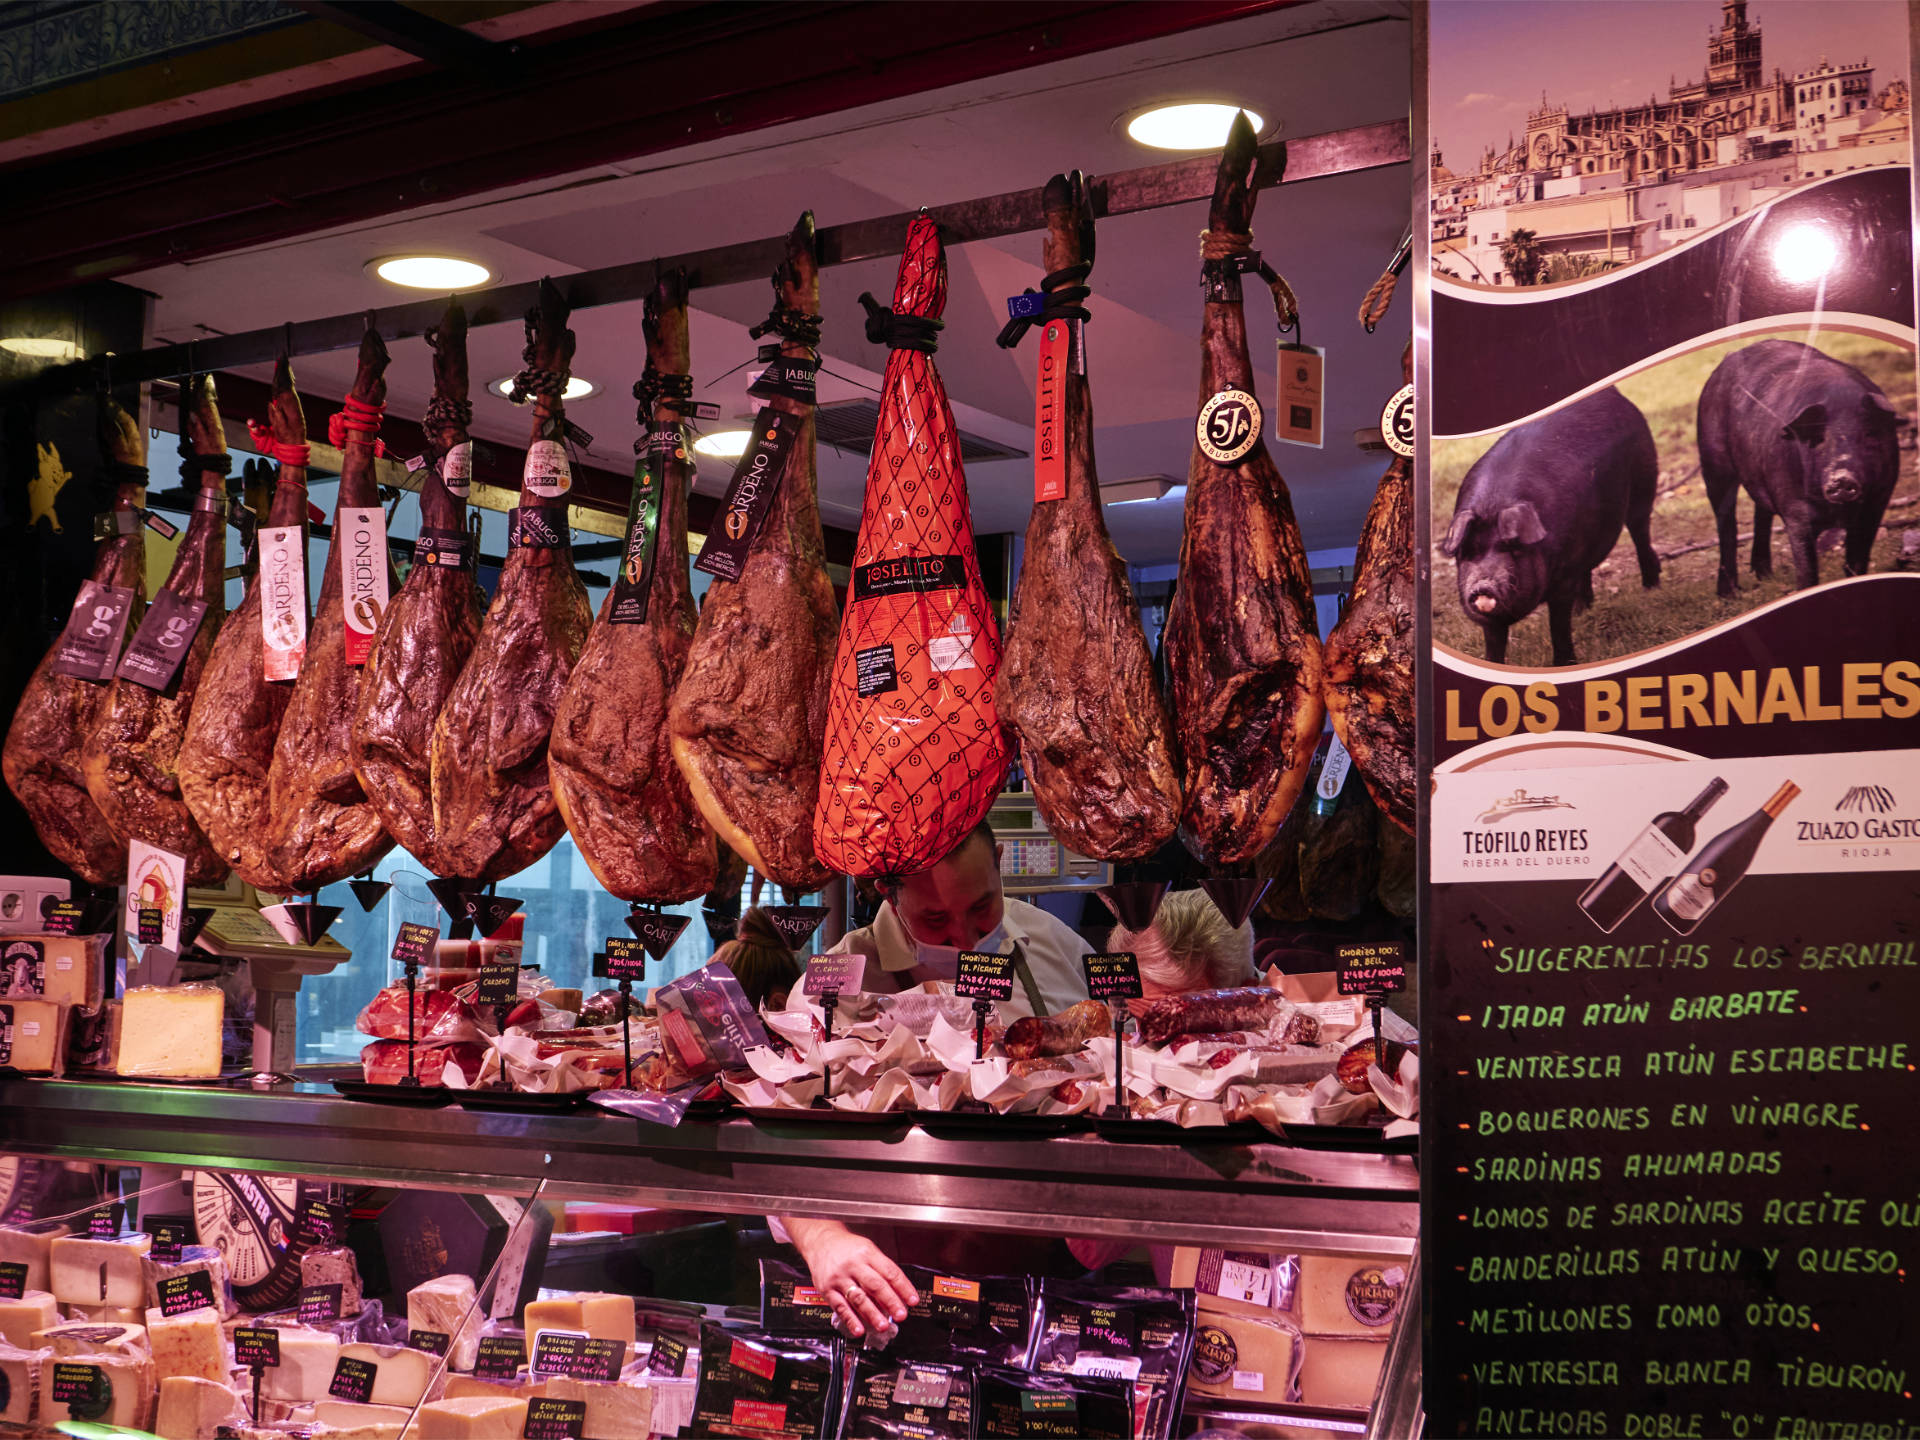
287,1,521,80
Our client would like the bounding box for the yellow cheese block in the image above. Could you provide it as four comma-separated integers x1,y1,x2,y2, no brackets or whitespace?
443,1373,551,1402
0,1290,59,1350
153,1374,246,1439
144,1245,236,1318
0,1343,47,1426
1298,1335,1388,1410
417,1394,531,1438
337,1341,441,1407
49,1232,152,1309
39,1351,157,1430
1298,1255,1407,1336
0,934,110,1008
0,996,69,1074
146,1307,229,1383
258,1325,339,1402
118,985,225,1078
545,1375,656,1439
522,1291,635,1345
1186,1311,1301,1403
0,1222,68,1293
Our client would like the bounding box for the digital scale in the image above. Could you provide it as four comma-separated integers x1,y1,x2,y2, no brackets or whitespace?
185,897,348,1078
988,799,1112,895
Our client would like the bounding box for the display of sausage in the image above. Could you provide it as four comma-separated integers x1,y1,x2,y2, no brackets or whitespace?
550,270,716,902
177,356,311,891
80,376,230,885
1164,111,1325,866
351,301,488,874
430,278,593,882
670,213,839,894
263,329,396,892
995,172,1182,863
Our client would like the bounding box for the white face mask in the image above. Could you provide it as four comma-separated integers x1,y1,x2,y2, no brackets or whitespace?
905,919,1009,974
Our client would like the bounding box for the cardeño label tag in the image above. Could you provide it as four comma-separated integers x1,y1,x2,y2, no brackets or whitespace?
258,524,308,681
339,506,387,667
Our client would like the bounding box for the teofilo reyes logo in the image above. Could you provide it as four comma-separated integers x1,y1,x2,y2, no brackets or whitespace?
1460,788,1589,871
1795,784,1920,858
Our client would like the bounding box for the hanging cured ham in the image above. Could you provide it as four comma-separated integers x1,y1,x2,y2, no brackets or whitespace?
178,357,312,890
1323,344,1415,836
352,302,487,872
813,214,1011,879
994,172,1181,862
264,329,397,891
550,271,716,902
81,377,231,885
430,279,592,882
1164,112,1325,866
3,397,148,882
670,213,838,893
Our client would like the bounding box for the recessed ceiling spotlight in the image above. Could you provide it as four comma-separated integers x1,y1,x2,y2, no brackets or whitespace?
1,337,82,360
1125,103,1266,151
489,375,599,402
693,429,754,459
370,255,492,290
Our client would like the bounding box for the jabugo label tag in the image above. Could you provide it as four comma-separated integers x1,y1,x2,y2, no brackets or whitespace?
258,524,307,681
339,506,387,666
1033,319,1070,502
1276,342,1325,449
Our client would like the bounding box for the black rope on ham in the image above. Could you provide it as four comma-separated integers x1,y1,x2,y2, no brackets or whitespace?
857,292,943,353
750,299,822,349
995,261,1093,349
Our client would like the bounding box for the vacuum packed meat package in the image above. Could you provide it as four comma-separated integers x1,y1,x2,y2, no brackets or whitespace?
841,1354,973,1440
80,375,231,884
813,214,1011,878
974,1364,1133,1440
1028,1278,1196,1440
671,213,839,893
688,1320,839,1440
431,278,593,881
179,356,312,890
1322,344,1415,836
890,1264,1035,1366
352,301,487,872
4,395,148,882
995,171,1181,862
1163,111,1325,865
552,270,716,901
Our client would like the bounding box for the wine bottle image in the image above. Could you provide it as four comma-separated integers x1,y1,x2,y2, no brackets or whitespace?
1651,780,1800,936
1577,777,1730,932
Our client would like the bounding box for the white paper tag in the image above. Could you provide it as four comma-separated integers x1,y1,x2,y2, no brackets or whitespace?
1216,1257,1275,1307
1315,732,1353,810
54,955,72,972
524,438,571,498
1231,1370,1265,1392
441,442,473,499
1071,1354,1143,1382
258,524,308,681
22,1021,41,1039
928,634,975,672
338,506,388,667
125,840,185,958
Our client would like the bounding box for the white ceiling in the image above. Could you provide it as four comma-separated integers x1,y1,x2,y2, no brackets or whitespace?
126,0,1412,567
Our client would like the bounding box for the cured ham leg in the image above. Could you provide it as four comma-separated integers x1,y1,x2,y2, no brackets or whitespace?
551,270,716,902
1165,112,1324,866
995,172,1181,862
179,357,311,890
352,302,487,872
3,398,148,882
430,279,592,882
669,214,838,892
81,377,230,885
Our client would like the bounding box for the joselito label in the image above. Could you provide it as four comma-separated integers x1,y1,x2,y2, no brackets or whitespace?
524,438,572,498
49,581,136,682
440,441,473,498
116,590,207,691
1033,320,1070,503
258,524,308,681
693,407,796,582
854,554,965,601
339,506,388,666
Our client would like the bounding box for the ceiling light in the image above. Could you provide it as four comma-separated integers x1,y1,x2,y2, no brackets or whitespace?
1772,224,1838,284
1102,475,1177,505
1,337,82,360
694,429,754,459
370,255,492,290
489,375,599,402
1126,103,1265,151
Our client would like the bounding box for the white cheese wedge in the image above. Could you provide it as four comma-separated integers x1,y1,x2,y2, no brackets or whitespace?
443,1373,550,1402
1298,1335,1388,1410
147,1306,229,1382
0,1342,47,1425
153,1373,247,1439
309,1397,412,1438
49,1231,152,1308
39,1351,156,1429
0,997,68,1074
409,1273,483,1372
74,1303,146,1325
143,1244,236,1318
338,1341,439,1407
1298,1254,1406,1336
0,1223,67,1293
417,1393,530,1437
0,1290,59,1350
259,1325,340,1402
34,1319,149,1359
117,985,225,1078
545,1375,655,1439
521,1292,635,1345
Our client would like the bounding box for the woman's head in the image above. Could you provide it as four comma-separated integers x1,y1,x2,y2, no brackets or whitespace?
1109,889,1255,998
716,906,803,1010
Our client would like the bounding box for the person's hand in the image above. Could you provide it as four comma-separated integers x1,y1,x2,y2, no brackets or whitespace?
782,1217,918,1339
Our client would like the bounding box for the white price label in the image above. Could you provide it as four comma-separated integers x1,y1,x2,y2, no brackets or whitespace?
524,439,571,498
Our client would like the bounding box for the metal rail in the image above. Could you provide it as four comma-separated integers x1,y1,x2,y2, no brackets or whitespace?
35,118,1407,392
0,1078,1418,1258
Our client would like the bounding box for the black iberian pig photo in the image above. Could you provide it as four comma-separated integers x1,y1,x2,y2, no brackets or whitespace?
1440,387,1661,665
1699,339,1900,596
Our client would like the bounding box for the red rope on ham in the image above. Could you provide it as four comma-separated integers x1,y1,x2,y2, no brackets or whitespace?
329,395,387,457
245,419,311,467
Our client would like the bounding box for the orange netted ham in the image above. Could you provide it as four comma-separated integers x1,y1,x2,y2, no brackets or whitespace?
812,215,1010,878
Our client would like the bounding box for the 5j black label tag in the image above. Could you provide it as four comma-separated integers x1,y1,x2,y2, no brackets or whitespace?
145,1213,193,1263
693,406,795,583
748,355,819,406
49,581,136,682
413,527,473,570
235,1327,281,1368
956,951,1016,1003
115,590,207,692
508,504,570,550
157,1269,217,1316
474,1335,524,1380
328,1354,376,1404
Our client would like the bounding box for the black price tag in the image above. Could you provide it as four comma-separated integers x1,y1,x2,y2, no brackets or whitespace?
115,590,208,692
146,1213,193,1263
136,908,164,945
0,1261,26,1299
42,901,85,936
956,951,1016,1003
530,1330,623,1381
523,1396,587,1440
299,1283,344,1325
646,1334,687,1378
477,960,517,1005
391,921,439,967
625,909,691,960
235,1327,281,1368
86,1203,123,1238
157,1269,217,1317
51,1361,110,1420
601,937,647,984
474,1335,524,1381
328,1354,377,1404
296,1198,347,1246
409,1328,451,1357
1083,952,1143,1001
1336,941,1408,997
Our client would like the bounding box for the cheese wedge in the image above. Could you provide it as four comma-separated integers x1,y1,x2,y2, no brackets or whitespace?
0,1343,47,1426
309,1398,412,1439
73,1303,146,1325
144,1244,236,1318
49,1231,152,1308
34,1319,149,1359
153,1374,247,1439
1298,1335,1388,1410
0,997,68,1074
1187,1312,1301,1403
2,934,111,1008
1298,1254,1406,1336
409,1274,483,1372
259,1325,339,1402
417,1394,530,1437
521,1292,635,1345
39,1351,157,1429
338,1341,440,1407
0,1290,59,1350
147,1306,229,1382
0,1222,68,1293
443,1373,551,1402
545,1375,655,1439
118,985,226,1077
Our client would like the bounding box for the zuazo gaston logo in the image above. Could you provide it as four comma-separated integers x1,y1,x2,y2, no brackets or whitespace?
1796,785,1918,854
